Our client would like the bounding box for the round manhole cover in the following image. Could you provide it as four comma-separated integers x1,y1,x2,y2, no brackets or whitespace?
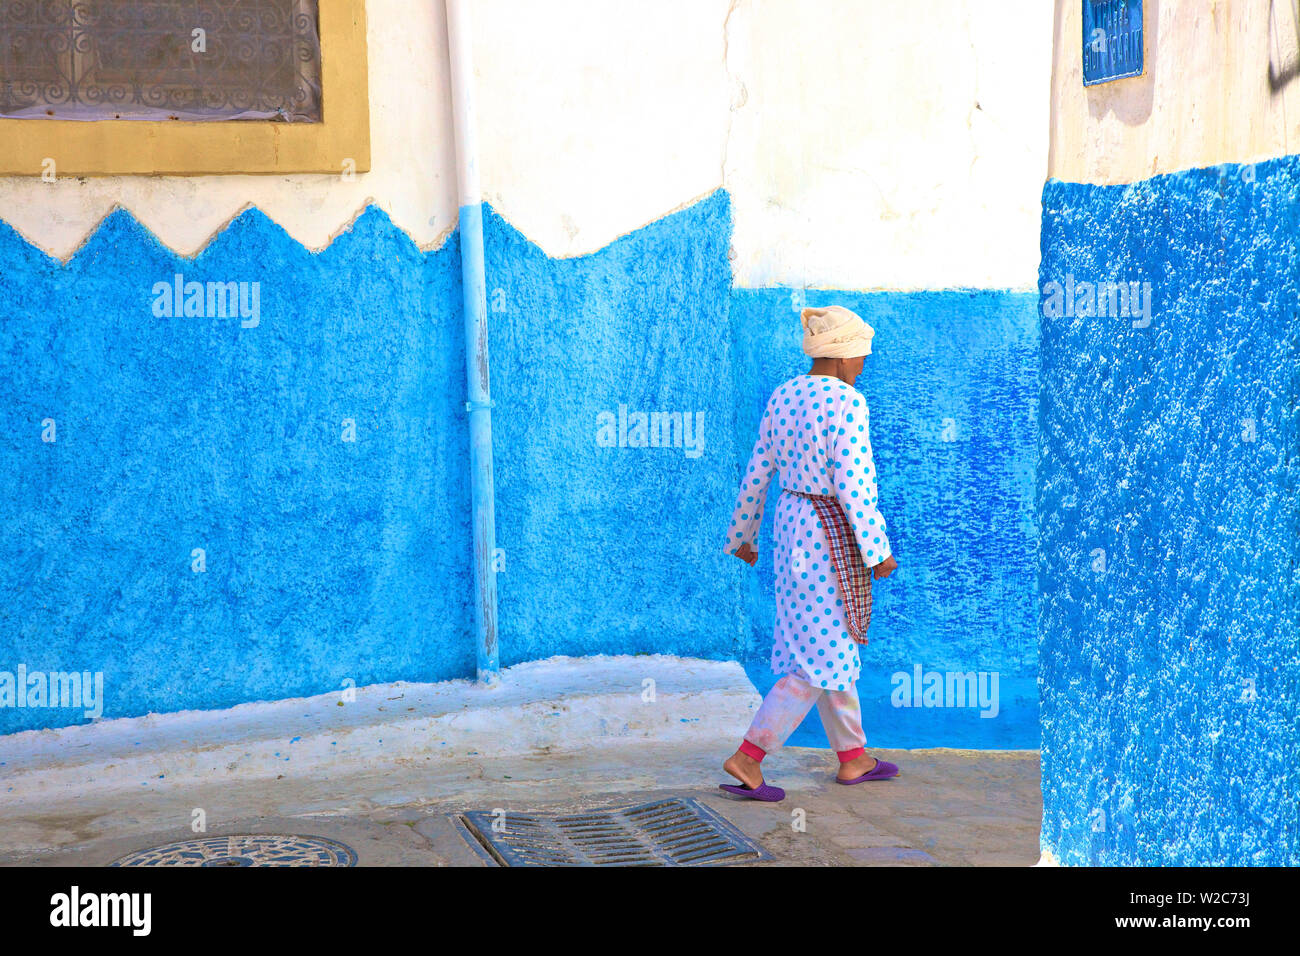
111,834,357,867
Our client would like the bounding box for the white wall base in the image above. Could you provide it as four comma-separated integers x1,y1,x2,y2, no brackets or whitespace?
0,655,760,808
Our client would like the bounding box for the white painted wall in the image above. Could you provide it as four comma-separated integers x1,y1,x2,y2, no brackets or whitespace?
1048,0,1300,185
0,0,1052,291
725,0,1051,291
473,0,731,259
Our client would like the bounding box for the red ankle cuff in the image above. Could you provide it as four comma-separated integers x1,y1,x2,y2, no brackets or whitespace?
836,747,865,764
739,740,766,763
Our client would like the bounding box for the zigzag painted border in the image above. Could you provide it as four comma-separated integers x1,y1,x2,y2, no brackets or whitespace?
0,198,449,266
0,187,733,267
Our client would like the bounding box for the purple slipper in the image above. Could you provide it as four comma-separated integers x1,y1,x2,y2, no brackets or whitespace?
719,780,786,802
835,758,899,785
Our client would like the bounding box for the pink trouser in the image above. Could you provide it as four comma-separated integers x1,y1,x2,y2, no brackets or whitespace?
740,674,867,764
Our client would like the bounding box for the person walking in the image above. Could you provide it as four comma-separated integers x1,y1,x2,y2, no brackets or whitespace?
720,305,899,801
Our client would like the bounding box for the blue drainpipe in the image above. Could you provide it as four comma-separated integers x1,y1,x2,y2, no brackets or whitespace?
445,0,499,685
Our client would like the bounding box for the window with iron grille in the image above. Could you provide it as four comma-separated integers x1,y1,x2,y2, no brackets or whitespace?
0,0,322,121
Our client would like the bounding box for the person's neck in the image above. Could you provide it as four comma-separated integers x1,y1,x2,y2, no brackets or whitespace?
809,359,849,383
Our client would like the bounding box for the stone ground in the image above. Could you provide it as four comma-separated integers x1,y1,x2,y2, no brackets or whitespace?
0,743,1041,866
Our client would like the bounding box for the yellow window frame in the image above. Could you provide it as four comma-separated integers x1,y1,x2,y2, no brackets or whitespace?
0,0,370,176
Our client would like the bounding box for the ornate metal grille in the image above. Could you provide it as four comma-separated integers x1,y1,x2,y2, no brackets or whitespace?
0,0,322,121
110,834,357,866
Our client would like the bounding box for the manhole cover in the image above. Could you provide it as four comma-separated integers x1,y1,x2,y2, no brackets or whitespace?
455,797,769,867
110,834,357,867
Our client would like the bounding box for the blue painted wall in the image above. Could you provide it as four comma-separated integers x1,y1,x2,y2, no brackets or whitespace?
484,194,743,667
1039,157,1300,865
0,206,475,734
1,190,1038,745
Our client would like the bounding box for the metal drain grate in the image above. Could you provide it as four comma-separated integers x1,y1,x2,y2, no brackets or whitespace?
110,834,357,867
456,797,769,867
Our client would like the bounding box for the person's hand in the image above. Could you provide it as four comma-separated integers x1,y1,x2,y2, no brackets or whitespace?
733,543,758,567
873,555,898,580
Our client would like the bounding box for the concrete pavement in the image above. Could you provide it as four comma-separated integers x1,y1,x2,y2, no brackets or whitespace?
0,744,1041,866
0,656,1042,866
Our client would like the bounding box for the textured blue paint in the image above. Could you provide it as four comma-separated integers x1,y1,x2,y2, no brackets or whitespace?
744,662,1038,751
1039,157,1300,865
730,290,1040,749
0,206,474,734
0,190,1038,751
485,192,743,666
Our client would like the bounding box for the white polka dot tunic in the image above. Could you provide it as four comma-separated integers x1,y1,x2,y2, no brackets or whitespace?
725,374,893,691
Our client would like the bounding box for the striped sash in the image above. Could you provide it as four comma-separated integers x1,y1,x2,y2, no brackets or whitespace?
786,489,873,644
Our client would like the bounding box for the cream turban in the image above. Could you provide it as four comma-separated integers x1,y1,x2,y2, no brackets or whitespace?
800,305,874,358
